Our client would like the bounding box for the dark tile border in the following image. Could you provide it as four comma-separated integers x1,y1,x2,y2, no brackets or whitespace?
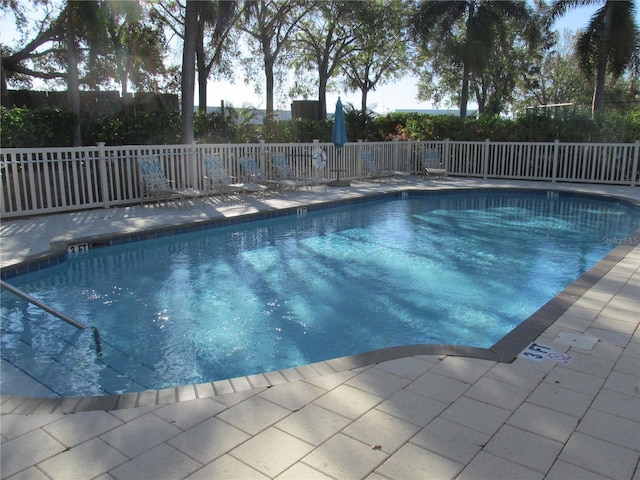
1,187,639,413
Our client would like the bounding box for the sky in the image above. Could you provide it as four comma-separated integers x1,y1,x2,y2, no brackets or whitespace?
0,3,625,114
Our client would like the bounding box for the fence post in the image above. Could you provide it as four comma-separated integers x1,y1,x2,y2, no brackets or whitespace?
482,139,490,178
631,141,639,187
189,141,199,189
444,138,450,175
552,139,559,183
97,142,110,209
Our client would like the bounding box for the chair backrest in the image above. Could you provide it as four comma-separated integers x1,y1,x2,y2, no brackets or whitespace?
203,154,232,186
270,153,294,179
360,150,379,174
137,156,171,192
422,149,441,168
239,157,267,181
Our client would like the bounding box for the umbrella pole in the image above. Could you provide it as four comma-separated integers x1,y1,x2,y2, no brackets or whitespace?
328,148,350,187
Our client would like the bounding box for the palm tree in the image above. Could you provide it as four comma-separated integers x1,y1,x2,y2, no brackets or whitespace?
411,0,533,119
550,0,639,113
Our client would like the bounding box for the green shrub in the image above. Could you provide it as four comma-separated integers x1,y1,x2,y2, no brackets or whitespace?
1,105,637,147
1,106,76,147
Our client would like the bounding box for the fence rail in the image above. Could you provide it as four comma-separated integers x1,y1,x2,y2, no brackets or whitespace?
1,139,638,218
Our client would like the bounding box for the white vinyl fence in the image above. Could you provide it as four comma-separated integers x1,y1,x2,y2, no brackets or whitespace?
1,139,638,218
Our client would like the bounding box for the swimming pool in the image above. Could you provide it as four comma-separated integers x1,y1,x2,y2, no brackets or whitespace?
2,190,639,397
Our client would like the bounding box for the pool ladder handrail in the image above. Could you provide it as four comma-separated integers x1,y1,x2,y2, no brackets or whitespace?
0,280,102,356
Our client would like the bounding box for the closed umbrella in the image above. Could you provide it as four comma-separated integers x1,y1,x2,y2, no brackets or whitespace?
328,97,350,187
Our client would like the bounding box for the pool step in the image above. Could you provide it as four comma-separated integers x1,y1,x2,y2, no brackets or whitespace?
1,308,154,396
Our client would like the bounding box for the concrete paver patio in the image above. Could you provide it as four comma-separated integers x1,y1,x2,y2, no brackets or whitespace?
1,179,638,479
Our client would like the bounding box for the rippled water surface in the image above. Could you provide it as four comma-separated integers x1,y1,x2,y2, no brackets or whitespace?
2,191,638,396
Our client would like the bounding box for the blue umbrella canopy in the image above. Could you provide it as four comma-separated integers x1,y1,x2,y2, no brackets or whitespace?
331,97,348,149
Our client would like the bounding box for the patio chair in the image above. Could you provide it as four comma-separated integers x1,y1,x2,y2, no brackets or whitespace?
421,149,447,179
202,154,245,199
361,150,407,183
270,152,328,191
137,156,199,206
238,157,274,193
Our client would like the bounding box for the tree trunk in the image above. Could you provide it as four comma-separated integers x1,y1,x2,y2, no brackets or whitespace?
264,53,275,119
592,2,613,113
66,33,82,146
196,16,207,112
318,75,327,119
361,89,368,113
460,63,469,119
181,0,198,144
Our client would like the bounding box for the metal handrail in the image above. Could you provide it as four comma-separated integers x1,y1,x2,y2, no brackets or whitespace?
0,280,102,356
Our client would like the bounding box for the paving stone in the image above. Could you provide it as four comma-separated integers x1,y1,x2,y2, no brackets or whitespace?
457,451,543,480
346,367,412,399
276,404,351,446
429,356,493,384
545,460,615,480
303,433,388,479
411,417,490,464
343,409,420,454
507,402,578,443
375,442,463,480
614,354,640,376
216,395,290,435
591,388,639,421
375,356,435,380
168,417,250,464
5,466,51,480
543,365,606,395
276,462,334,479
576,409,640,450
258,380,325,411
38,438,127,479
0,429,66,478
463,376,530,411
485,424,563,473
108,405,158,422
110,443,200,480
0,413,65,441
302,370,357,390
186,455,268,480
230,427,314,477
441,396,511,435
558,431,638,480
376,389,448,427
100,412,181,458
43,411,123,447
312,384,384,420
485,357,551,389
603,370,640,397
153,397,226,430
561,351,615,378
405,372,470,404
527,382,594,417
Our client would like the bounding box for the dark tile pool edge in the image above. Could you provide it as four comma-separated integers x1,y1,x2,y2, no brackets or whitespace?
1,189,639,414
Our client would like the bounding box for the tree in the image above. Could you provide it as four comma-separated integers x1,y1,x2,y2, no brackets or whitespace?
550,0,639,113
181,0,199,144
515,29,592,113
154,1,239,112
95,1,166,98
341,0,411,114
290,1,359,119
240,0,311,118
411,0,533,118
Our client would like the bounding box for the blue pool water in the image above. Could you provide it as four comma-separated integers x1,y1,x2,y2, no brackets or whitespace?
2,191,639,397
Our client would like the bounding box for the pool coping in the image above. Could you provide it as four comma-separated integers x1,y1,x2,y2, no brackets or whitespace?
1,185,639,414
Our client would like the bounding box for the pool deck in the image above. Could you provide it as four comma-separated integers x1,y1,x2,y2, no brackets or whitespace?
1,178,639,480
